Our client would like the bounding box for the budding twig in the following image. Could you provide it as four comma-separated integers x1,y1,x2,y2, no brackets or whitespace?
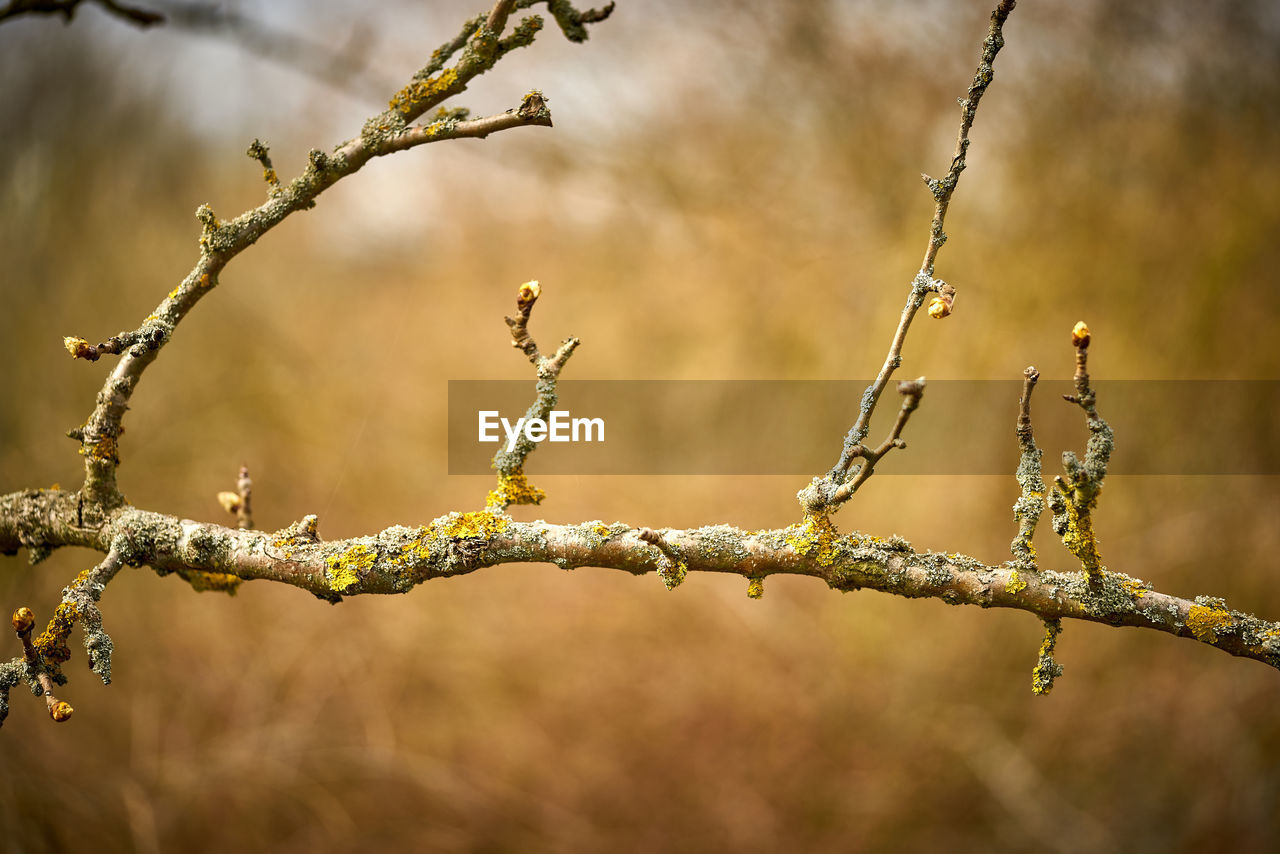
11,608,72,723
487,282,579,512
1048,323,1113,580
801,1,1017,515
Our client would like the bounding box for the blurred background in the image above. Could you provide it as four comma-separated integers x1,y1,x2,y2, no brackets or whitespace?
2,0,1279,850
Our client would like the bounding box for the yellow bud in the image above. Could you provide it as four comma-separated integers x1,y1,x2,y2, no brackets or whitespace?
217,492,242,514
11,607,35,634
1072,321,1091,348
927,297,951,319
516,280,541,308
50,701,74,722
63,337,92,359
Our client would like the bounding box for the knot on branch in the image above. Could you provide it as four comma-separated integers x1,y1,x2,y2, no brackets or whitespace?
638,528,687,590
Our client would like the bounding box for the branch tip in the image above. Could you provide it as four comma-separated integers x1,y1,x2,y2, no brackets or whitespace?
1072,321,1091,349
11,607,34,635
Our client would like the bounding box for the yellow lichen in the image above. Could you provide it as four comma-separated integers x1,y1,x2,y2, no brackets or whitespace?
1187,604,1234,643
33,600,80,667
1057,490,1102,577
325,543,378,593
1031,620,1063,695
1005,569,1027,595
659,558,688,591
590,522,611,539
746,576,764,600
178,569,243,595
434,511,509,540
389,528,432,568
784,513,839,567
486,469,546,509
78,435,118,463
388,67,459,115
1120,577,1149,599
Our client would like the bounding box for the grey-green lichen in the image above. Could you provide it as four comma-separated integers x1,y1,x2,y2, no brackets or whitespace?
1038,568,1141,621
0,660,23,727
1031,618,1063,695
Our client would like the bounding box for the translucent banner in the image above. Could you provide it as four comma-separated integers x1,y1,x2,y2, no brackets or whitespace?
447,380,1280,475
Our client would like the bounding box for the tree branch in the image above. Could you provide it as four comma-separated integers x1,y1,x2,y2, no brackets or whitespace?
2,488,1276,677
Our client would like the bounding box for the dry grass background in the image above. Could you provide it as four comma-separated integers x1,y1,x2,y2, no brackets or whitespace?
1,0,1279,850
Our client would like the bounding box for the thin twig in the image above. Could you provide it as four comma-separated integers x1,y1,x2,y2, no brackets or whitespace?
828,378,927,505
800,0,1017,514
11,607,73,721
1010,366,1045,566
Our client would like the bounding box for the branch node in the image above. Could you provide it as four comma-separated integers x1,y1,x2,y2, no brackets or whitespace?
638,528,687,590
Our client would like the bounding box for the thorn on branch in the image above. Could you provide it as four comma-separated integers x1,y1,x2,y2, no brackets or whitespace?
1010,366,1045,567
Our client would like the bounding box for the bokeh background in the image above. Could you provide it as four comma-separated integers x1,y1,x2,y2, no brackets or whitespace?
2,0,1279,850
